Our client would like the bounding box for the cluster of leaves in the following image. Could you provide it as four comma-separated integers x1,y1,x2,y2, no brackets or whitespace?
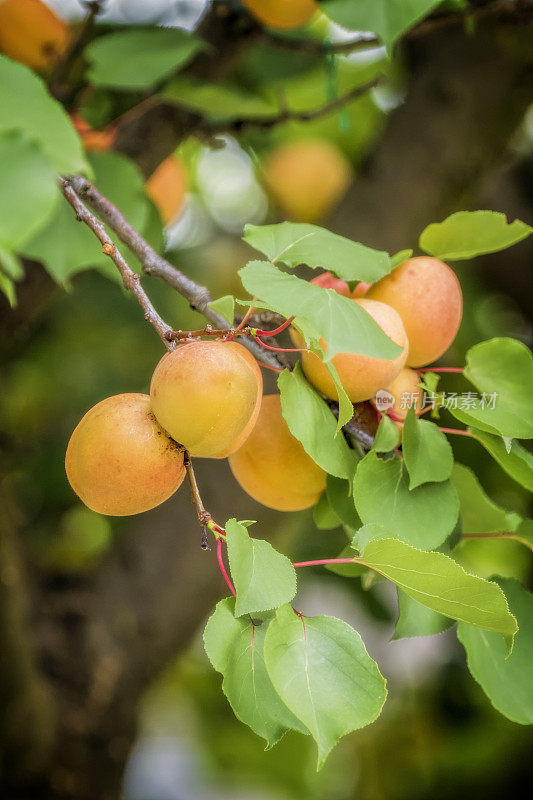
204,210,533,764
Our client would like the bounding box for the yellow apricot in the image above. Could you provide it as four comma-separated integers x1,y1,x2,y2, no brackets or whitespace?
241,0,317,29
150,340,262,458
367,257,462,367
262,139,352,223
0,0,69,71
291,298,408,403
145,156,187,225
65,394,185,516
228,394,326,511
385,367,423,421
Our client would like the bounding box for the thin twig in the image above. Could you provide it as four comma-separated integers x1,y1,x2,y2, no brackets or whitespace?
49,1,105,100
59,179,174,348
65,175,283,371
206,76,384,135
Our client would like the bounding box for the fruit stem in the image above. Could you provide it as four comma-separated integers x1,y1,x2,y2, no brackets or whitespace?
255,316,295,337
256,359,284,373
253,335,306,353
225,303,257,341
216,538,236,596
438,426,472,437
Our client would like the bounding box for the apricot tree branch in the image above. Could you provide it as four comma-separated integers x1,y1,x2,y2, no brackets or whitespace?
59,179,175,348
206,76,384,135
65,175,284,370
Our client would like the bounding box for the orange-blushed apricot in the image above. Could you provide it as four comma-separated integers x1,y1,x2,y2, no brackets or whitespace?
150,340,262,458
70,113,117,152
145,156,187,225
291,298,408,403
0,0,69,71
262,139,352,223
241,0,317,29
367,257,462,367
228,394,326,511
65,394,185,516
311,272,371,299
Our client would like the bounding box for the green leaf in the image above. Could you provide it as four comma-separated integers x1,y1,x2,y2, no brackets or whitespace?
0,272,16,307
0,54,88,175
419,211,532,260
457,579,533,724
318,356,354,432
402,408,454,488
23,151,155,284
86,28,203,90
361,538,517,646
225,519,297,618
319,0,441,46
471,428,533,492
393,590,453,640
390,249,413,268
0,132,58,250
511,519,533,552
354,523,397,551
208,295,235,325
162,76,277,120
263,605,387,767
353,451,459,550
0,246,24,280
449,338,533,439
243,222,391,283
239,261,401,361
326,475,362,529
372,414,400,453
325,544,367,578
278,366,356,480
451,462,522,534
204,598,307,747
313,493,341,530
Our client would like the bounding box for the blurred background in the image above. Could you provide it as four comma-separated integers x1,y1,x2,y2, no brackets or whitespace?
1,1,532,799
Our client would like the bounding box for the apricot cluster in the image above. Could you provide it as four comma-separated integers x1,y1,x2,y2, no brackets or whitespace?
66,257,462,518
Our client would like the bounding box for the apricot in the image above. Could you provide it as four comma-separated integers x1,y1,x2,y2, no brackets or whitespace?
367,257,462,367
291,298,408,403
150,340,262,458
0,0,69,72
70,113,117,152
145,156,187,225
311,272,371,299
385,367,423,422
65,394,185,516
262,139,352,223
241,0,317,29
228,394,326,511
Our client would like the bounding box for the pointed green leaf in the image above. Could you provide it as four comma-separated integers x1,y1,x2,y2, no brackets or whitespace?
326,475,362,529
204,598,307,747
391,249,413,268
353,451,459,550
162,77,277,120
226,519,297,617
87,28,203,90
208,295,235,325
319,0,441,46
0,54,88,175
471,428,533,492
393,590,453,640
264,605,387,767
402,409,454,488
372,414,400,453
313,493,341,530
243,222,391,283
449,338,533,439
240,260,401,360
0,132,58,251
318,355,354,431
278,366,356,480
451,462,522,534
458,579,533,724
0,272,16,306
419,211,532,260
361,538,517,646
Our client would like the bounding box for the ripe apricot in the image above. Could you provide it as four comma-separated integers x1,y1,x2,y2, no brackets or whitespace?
291,298,408,403
150,340,262,458
367,257,462,367
262,139,352,223
65,394,185,516
385,367,423,422
241,0,317,29
311,272,371,299
228,394,326,511
145,156,187,225
0,0,69,71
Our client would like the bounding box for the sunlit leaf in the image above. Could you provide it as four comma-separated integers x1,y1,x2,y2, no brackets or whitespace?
419,211,532,260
